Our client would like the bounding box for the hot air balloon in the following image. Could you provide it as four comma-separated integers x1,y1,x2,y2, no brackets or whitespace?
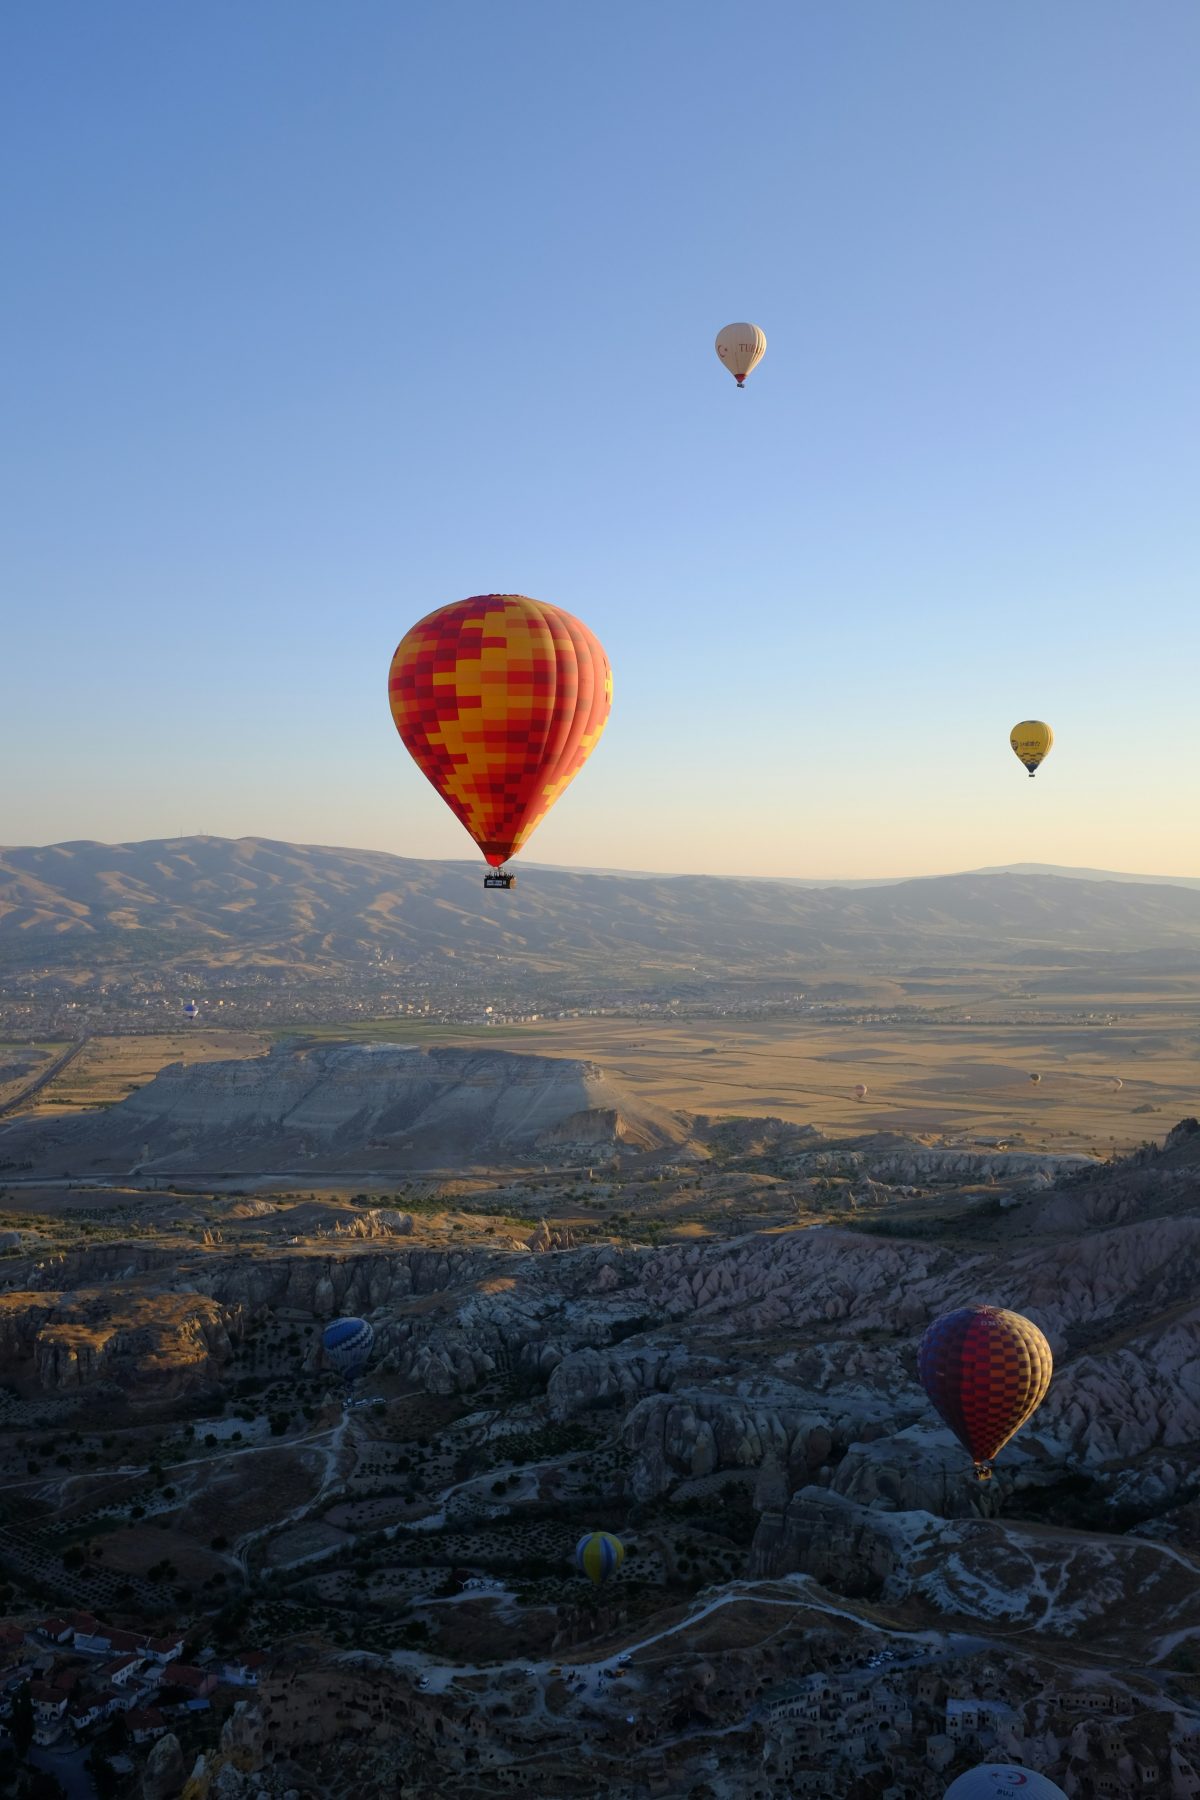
389,595,612,889
853,1083,868,1102
322,1317,374,1387
918,1305,1052,1482
943,1767,1067,1799
715,323,766,388
182,1000,199,1021
1109,1076,1123,1091
1010,720,1053,777
1028,1072,1041,1086
575,1531,624,1586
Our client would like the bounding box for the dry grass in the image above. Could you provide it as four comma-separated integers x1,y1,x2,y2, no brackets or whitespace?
24,1029,267,1115
11,982,1199,1156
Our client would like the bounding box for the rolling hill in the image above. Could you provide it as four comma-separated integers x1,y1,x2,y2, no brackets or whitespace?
1,835,1199,983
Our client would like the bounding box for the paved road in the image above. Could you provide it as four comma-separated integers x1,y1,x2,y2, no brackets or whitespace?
0,1036,89,1119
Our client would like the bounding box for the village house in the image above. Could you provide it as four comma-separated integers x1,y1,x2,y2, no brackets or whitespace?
29,1680,68,1743
37,1617,73,1646
100,1653,144,1687
68,1613,112,1655
105,1681,143,1715
945,1696,1021,1750
762,1676,826,1725
67,1694,108,1733
914,1669,944,1707
161,1661,217,1698
1170,1750,1200,1797
220,1650,267,1686
127,1705,168,1744
145,1632,186,1664
1055,1686,1120,1715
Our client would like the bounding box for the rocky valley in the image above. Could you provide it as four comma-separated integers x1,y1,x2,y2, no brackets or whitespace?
0,1033,1197,1798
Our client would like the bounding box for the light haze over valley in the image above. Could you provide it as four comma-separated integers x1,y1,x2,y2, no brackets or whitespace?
2,4,1198,1799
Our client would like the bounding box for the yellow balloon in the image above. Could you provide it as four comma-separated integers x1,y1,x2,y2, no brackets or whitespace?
1010,719,1053,778
715,323,766,388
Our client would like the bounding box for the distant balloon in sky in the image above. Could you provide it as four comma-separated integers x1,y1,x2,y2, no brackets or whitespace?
1010,720,1053,777
322,1317,374,1386
918,1305,1053,1482
853,1083,868,1102
1028,1072,1041,1086
715,323,766,388
575,1531,624,1586
182,1000,199,1021
1109,1076,1123,1091
389,595,612,888
943,1768,1067,1799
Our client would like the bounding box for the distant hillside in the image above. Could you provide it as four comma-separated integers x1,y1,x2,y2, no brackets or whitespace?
975,862,1200,891
1,835,1200,983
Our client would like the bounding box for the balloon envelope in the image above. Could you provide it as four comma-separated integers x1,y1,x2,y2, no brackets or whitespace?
1010,720,1053,776
389,595,612,867
853,1083,868,1100
715,323,766,386
575,1530,624,1586
944,1768,1067,1799
323,1317,375,1381
918,1305,1052,1480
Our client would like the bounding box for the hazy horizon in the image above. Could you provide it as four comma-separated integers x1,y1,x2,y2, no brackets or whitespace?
1,828,1197,891
4,3,1198,879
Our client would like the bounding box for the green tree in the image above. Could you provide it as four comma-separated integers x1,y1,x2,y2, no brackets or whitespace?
10,1679,33,1754
85,1750,118,1799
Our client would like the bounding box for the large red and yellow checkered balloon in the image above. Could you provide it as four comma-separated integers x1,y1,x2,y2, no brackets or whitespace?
388,594,612,867
918,1305,1052,1482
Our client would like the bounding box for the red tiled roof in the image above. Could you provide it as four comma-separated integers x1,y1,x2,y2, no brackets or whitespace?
162,1662,208,1690
126,1707,166,1732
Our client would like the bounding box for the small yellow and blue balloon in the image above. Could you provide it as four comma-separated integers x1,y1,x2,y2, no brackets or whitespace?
1010,720,1053,778
575,1530,624,1586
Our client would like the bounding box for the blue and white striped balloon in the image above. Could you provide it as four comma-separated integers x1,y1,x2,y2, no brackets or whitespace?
322,1316,374,1382
575,1530,624,1586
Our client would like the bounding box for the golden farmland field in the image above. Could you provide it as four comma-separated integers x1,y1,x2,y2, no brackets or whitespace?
7,989,1198,1156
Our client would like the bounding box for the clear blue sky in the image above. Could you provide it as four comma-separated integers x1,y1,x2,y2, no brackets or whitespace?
3,1,1197,877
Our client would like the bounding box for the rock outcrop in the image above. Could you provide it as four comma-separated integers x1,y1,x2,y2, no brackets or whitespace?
143,1731,185,1800
1,1042,688,1173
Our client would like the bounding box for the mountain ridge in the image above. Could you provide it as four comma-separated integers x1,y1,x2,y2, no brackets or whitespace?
2,835,1199,983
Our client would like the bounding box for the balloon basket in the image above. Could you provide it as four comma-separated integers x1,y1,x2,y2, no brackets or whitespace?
484,870,516,890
